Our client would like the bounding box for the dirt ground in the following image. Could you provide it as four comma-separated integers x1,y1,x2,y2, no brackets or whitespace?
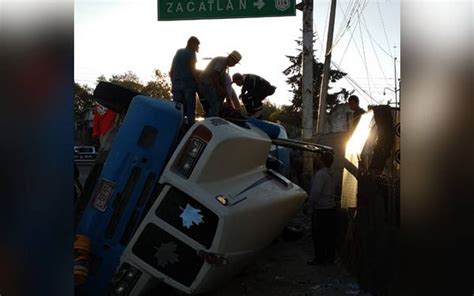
202,211,368,296
150,209,368,296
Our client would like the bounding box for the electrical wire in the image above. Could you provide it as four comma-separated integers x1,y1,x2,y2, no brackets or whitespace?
331,0,370,56
357,20,394,58
331,61,383,105
313,0,391,106
338,15,359,65
333,0,355,46
361,12,391,87
357,12,372,97
329,13,377,103
376,1,393,59
318,0,332,60
333,0,360,48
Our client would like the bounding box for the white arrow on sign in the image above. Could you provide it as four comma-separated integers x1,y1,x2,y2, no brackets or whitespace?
253,0,265,10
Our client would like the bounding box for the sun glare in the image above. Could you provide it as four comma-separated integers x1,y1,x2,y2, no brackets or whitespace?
346,110,375,155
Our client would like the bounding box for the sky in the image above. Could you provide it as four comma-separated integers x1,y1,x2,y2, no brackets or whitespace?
75,0,400,109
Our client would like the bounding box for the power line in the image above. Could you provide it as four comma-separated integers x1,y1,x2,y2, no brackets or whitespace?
331,61,383,105
361,12,391,87
376,1,393,58
313,1,390,106
333,0,365,51
329,13,377,103
333,0,356,47
337,13,359,65
357,12,372,97
334,11,383,101
358,20,394,59
335,2,395,60
318,0,332,60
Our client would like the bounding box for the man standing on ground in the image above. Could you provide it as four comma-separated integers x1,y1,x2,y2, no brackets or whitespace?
348,95,366,128
170,36,200,127
307,152,338,266
232,73,276,119
199,50,242,117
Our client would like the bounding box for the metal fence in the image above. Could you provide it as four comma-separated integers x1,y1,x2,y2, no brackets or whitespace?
339,174,400,296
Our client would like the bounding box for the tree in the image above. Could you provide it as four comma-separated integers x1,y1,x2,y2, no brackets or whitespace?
262,102,303,139
282,38,347,123
105,71,145,92
141,70,172,99
74,83,94,120
97,69,172,99
268,105,303,139
326,87,352,111
261,102,279,120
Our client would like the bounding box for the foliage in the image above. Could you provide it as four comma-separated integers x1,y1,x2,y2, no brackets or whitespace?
75,69,172,120
96,69,172,99
107,71,144,92
142,70,173,99
282,38,348,123
74,83,94,120
261,102,303,139
261,102,279,120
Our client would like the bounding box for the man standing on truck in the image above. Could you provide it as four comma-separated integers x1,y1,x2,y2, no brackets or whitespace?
170,36,200,128
231,73,276,119
198,50,242,117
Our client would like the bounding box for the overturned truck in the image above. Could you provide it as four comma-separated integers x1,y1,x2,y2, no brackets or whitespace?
75,82,333,296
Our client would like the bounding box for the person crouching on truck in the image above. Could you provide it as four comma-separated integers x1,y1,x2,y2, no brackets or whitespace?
232,73,276,120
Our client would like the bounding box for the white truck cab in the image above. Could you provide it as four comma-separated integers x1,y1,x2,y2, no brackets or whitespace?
110,118,307,296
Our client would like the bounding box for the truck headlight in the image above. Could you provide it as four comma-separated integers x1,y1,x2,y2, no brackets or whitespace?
174,124,212,178
109,263,142,296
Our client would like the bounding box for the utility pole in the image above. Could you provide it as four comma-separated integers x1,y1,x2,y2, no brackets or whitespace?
315,0,337,134
301,0,313,142
299,0,314,183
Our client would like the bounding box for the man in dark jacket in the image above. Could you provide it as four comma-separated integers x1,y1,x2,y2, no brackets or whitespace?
232,73,276,119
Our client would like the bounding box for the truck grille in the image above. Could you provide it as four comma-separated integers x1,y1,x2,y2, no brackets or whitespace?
132,223,204,287
155,187,218,249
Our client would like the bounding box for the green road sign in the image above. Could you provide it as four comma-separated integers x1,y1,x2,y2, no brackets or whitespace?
158,0,296,21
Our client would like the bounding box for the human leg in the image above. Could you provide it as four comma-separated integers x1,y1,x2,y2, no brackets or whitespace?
308,210,325,265
326,208,337,264
172,87,185,106
182,88,197,126
201,84,221,117
315,210,326,262
317,209,336,264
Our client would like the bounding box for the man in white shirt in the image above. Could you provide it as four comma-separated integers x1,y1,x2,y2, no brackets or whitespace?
307,152,337,266
198,50,241,117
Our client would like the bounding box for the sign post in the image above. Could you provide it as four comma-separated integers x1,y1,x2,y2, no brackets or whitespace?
158,0,295,21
